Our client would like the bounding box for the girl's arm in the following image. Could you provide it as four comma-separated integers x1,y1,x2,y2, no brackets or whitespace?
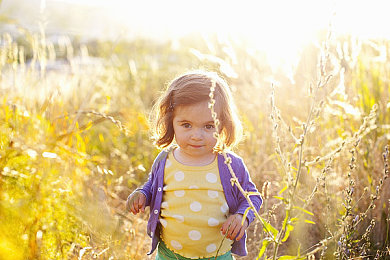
126,191,146,214
126,175,152,214
135,172,153,207
235,158,263,225
126,151,167,209
221,213,249,241
221,156,262,241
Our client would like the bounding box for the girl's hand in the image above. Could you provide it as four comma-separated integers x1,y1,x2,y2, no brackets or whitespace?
221,214,249,241
126,191,146,215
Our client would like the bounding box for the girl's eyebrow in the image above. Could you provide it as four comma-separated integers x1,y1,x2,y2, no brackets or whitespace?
176,119,215,125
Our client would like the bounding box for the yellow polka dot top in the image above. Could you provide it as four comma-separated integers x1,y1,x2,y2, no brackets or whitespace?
159,152,233,259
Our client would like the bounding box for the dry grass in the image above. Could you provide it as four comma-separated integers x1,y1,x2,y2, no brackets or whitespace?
0,25,389,260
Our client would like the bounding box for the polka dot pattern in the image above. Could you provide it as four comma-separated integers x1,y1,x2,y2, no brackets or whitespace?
208,190,218,199
174,190,185,197
221,203,229,214
173,215,184,223
206,243,217,253
174,171,184,182
208,217,219,227
190,201,202,212
165,159,172,168
171,240,183,250
160,152,232,258
206,173,217,183
160,218,167,228
188,230,201,240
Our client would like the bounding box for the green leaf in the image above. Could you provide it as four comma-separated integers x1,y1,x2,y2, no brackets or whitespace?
241,207,253,225
281,211,289,230
367,174,372,185
257,238,271,259
273,196,286,202
281,224,294,242
279,185,288,194
278,256,306,260
247,191,262,197
293,206,314,216
297,243,301,257
278,256,297,260
259,217,278,240
290,217,299,224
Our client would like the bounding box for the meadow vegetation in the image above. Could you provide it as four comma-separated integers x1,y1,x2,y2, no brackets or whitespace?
0,25,389,259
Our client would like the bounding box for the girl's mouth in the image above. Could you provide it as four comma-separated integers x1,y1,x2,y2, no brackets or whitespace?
190,145,203,148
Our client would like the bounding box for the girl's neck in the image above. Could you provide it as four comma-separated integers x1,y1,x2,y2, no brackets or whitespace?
173,148,216,166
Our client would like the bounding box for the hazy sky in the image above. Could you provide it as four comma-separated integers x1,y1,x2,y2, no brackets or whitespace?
1,0,389,70
47,0,390,38
2,0,390,39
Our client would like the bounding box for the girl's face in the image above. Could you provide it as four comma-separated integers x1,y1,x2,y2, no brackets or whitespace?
172,101,218,165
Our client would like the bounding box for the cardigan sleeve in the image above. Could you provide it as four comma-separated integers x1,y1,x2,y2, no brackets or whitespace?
234,157,263,224
136,174,153,207
130,151,167,207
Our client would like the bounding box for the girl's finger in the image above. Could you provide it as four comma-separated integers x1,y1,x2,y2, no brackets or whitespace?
126,199,131,212
136,195,144,212
229,215,247,240
129,202,136,214
236,226,245,241
139,194,146,212
228,221,241,240
132,198,139,213
221,215,234,234
225,218,237,239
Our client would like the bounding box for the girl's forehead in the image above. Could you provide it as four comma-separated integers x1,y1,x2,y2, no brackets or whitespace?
173,101,217,120
175,101,210,113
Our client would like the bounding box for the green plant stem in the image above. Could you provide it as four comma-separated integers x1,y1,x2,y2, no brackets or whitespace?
221,151,275,241
208,80,277,244
272,72,321,260
272,34,333,260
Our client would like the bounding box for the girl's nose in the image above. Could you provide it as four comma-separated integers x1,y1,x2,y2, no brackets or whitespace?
190,129,203,140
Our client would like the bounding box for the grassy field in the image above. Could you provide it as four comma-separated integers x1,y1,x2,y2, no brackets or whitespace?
0,26,389,260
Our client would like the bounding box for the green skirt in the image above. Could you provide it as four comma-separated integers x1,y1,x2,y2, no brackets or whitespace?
155,240,235,260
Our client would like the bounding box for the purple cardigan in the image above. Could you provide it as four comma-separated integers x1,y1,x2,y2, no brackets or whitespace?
132,150,262,256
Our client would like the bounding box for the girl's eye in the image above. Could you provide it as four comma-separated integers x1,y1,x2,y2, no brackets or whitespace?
205,124,215,130
181,123,191,128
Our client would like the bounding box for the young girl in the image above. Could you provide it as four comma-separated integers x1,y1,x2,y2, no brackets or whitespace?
126,71,262,259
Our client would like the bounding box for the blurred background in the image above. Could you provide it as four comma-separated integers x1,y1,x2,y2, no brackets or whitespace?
0,0,389,259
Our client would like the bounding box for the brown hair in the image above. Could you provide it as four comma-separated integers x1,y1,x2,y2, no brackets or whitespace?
151,70,242,150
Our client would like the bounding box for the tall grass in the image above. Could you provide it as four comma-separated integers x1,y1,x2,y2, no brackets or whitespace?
0,23,389,260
